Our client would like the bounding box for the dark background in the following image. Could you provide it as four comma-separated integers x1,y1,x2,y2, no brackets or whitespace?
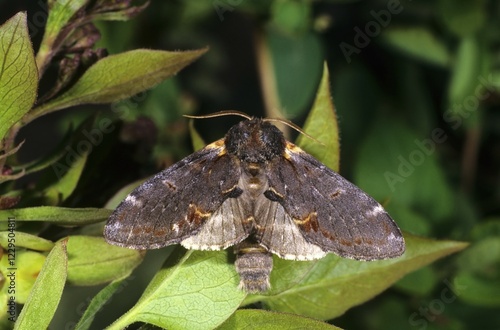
1,1,500,329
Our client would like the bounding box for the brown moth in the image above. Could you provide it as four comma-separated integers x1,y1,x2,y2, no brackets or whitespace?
104,112,405,293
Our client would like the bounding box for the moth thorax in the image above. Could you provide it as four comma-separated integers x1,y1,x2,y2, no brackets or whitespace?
234,242,273,293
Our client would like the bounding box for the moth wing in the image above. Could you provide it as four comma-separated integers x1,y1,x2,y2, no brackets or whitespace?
265,143,405,261
253,193,327,260
104,139,249,250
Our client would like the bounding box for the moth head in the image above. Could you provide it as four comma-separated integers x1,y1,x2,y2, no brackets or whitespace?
225,119,286,163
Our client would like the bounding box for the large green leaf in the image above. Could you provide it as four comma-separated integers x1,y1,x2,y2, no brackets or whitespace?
106,248,246,330
14,240,68,330
0,12,38,143
30,48,208,120
243,234,467,320
217,309,340,330
296,62,339,172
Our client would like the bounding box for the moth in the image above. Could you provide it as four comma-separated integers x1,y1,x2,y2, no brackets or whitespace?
104,111,405,293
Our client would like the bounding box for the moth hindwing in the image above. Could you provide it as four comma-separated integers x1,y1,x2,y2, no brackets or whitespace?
104,117,405,293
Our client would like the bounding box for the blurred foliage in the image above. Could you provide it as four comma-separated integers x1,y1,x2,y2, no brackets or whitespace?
0,0,499,329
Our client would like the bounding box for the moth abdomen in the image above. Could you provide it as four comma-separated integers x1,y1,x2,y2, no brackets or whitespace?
234,241,273,293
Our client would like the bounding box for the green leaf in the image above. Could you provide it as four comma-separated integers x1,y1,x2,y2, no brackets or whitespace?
382,27,450,67
0,231,54,251
217,309,340,330
296,63,339,172
107,248,246,330
0,12,38,142
243,233,467,320
74,275,132,330
31,48,208,119
14,239,68,330
67,236,143,286
0,207,112,225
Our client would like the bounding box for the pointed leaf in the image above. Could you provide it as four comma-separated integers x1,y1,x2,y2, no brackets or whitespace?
0,207,111,225
31,48,208,119
217,310,340,330
243,233,467,320
296,63,339,172
67,236,143,286
14,239,68,329
0,12,38,142
107,248,246,330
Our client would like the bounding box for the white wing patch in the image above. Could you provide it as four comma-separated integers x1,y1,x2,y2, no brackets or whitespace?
181,198,248,250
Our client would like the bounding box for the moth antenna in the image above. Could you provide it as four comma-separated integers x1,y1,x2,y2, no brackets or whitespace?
264,118,324,146
184,110,252,121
